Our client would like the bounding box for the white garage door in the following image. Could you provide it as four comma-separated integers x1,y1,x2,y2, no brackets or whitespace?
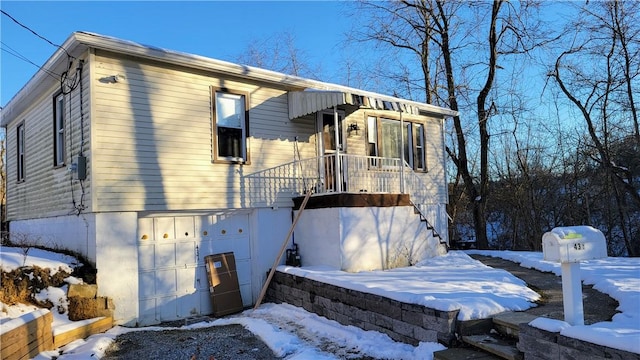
137,213,252,325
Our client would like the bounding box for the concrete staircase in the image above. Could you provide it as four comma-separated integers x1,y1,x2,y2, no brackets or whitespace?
434,312,538,360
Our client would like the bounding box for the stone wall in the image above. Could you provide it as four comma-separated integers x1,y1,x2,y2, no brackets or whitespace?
266,271,459,345
518,323,640,360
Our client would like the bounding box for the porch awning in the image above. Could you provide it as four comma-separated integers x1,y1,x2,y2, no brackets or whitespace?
287,89,458,120
288,90,346,119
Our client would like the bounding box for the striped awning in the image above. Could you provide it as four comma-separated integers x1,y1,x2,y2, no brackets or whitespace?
287,90,424,120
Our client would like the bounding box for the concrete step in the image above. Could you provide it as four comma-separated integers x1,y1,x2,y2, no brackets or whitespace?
492,312,538,338
458,318,495,336
434,347,503,360
462,334,522,360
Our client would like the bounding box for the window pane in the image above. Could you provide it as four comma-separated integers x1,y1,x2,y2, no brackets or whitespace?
380,119,414,165
381,119,401,159
216,92,244,128
404,123,411,166
55,94,65,165
17,124,25,180
367,116,377,144
367,116,378,157
218,126,243,158
414,124,425,170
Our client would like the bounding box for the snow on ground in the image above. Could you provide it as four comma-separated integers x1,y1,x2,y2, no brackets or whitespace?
2,245,639,358
0,246,78,274
0,246,84,329
468,250,640,354
278,251,540,321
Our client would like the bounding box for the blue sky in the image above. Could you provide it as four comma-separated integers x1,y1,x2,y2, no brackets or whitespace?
1,1,353,107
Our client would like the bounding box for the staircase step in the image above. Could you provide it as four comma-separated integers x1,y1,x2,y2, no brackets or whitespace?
462,334,522,360
458,318,495,336
434,347,503,360
492,312,538,338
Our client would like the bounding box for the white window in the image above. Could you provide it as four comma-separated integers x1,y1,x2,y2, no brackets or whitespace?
414,123,426,171
367,116,378,157
380,118,411,164
17,122,25,181
54,93,65,166
370,116,427,172
213,89,249,163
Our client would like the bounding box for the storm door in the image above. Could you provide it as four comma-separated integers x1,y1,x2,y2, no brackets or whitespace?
317,110,344,192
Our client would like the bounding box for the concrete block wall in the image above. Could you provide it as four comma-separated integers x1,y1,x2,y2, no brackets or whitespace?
518,323,640,360
266,271,459,345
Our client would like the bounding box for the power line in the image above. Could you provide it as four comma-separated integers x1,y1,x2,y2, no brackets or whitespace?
0,9,74,60
0,41,61,80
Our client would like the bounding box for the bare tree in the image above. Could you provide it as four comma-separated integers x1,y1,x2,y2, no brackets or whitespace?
549,0,640,256
351,0,553,249
235,31,323,80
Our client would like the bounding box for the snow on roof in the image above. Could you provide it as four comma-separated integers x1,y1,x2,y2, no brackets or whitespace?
1,31,457,127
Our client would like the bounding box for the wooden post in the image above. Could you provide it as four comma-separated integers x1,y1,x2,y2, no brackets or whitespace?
253,189,313,310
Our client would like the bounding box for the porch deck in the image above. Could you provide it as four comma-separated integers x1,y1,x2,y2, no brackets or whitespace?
245,153,449,243
292,193,410,210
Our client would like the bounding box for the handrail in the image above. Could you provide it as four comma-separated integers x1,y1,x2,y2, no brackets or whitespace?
244,154,449,243
401,160,448,244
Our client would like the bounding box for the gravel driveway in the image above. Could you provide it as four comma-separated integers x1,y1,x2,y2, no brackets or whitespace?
101,324,279,360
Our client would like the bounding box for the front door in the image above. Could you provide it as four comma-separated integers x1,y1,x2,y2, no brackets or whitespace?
317,110,344,192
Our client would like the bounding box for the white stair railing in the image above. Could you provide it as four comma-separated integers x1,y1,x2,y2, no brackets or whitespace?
245,155,449,244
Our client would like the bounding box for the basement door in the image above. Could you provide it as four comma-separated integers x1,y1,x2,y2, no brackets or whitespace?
137,213,252,326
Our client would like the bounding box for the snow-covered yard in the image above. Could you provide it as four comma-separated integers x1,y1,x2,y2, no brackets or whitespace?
1,246,638,359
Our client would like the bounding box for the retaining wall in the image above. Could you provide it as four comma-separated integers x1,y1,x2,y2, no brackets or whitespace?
0,309,112,360
265,271,459,345
518,323,640,360
1,309,53,360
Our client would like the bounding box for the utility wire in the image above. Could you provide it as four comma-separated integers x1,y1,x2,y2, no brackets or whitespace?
1,41,61,80
0,9,74,60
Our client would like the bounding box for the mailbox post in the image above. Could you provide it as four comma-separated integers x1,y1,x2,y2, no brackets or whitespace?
542,226,607,326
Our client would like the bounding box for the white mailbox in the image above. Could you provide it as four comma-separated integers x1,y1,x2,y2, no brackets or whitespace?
541,225,607,326
542,226,607,263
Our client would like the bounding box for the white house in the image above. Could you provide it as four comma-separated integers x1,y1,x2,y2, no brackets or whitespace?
0,32,458,326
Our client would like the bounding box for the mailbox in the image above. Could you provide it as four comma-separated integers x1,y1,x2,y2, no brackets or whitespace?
542,226,607,263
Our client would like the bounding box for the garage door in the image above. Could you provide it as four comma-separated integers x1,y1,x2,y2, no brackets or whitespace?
137,213,252,325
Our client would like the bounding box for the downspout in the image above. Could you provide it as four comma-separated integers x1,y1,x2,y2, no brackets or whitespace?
442,116,450,246
400,110,405,194
333,105,341,192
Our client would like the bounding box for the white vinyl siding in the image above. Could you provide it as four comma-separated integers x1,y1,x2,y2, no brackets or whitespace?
92,51,317,211
4,59,91,220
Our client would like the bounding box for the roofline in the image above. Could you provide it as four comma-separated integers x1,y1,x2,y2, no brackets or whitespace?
2,31,458,126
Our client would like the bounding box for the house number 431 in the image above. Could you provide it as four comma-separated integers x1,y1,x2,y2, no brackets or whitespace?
573,243,585,250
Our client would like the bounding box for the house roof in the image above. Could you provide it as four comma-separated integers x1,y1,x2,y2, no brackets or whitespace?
1,31,458,126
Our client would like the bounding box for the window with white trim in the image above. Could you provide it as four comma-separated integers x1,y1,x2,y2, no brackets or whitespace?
413,123,426,171
54,93,65,166
368,116,427,172
212,88,249,163
367,116,378,157
17,122,25,182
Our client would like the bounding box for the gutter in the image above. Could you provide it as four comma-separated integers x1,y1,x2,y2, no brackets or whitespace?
2,31,459,126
